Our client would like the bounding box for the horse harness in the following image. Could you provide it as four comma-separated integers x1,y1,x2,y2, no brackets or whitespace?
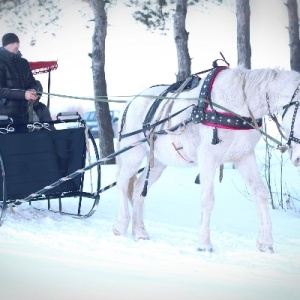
282,85,300,146
119,66,263,144
118,76,199,141
190,66,263,144
117,62,266,196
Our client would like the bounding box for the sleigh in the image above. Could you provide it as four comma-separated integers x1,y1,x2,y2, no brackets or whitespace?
0,61,101,226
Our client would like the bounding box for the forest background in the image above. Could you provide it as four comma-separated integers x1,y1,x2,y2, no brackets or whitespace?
0,0,298,160
0,3,300,298
0,0,293,113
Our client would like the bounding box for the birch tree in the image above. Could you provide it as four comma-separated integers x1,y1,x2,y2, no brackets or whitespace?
0,0,116,162
127,0,222,81
174,0,191,80
89,0,115,163
236,0,251,68
0,0,61,46
286,0,300,72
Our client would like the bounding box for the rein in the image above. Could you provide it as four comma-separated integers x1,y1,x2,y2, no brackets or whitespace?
282,85,300,147
119,104,194,140
283,100,300,146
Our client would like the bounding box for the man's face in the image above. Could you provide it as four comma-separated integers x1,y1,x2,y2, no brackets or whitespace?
4,42,20,54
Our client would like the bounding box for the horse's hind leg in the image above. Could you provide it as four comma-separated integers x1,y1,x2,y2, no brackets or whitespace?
236,153,273,252
113,173,135,236
113,148,145,236
131,159,166,240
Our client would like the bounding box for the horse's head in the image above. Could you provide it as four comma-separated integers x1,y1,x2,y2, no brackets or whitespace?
282,100,300,167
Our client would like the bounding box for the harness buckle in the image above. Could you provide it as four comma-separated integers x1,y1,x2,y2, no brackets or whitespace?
143,123,151,132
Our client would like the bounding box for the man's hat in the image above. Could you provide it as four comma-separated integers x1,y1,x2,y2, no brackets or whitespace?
2,33,20,47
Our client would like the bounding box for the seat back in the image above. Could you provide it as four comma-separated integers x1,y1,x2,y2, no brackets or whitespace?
0,128,86,200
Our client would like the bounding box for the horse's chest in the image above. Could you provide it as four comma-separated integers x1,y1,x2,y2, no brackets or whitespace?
199,128,260,162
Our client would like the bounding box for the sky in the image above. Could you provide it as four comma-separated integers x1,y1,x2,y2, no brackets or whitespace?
0,138,299,300
0,0,294,115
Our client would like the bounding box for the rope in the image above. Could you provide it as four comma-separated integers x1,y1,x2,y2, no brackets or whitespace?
20,89,284,146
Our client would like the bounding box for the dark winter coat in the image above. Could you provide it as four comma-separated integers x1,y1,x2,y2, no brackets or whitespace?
33,102,52,122
0,47,41,118
33,102,55,130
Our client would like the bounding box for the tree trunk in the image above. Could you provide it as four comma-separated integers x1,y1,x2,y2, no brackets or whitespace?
173,0,191,81
90,0,115,164
286,0,300,72
236,0,251,69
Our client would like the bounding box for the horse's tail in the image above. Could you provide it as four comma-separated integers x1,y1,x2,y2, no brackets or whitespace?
115,138,136,206
115,138,122,178
127,176,136,206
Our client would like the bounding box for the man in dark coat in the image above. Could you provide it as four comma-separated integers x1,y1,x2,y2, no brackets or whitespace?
0,33,41,131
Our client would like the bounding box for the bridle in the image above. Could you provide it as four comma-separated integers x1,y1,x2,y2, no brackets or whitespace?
282,85,300,146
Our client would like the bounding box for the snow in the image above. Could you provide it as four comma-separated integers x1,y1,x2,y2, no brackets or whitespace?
0,139,300,300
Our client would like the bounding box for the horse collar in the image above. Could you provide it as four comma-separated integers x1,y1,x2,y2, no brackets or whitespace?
199,66,228,109
191,67,263,130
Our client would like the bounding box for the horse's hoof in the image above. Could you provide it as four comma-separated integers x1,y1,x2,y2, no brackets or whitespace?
134,236,150,242
112,224,127,236
197,247,213,253
133,228,150,241
256,241,274,253
113,218,130,236
112,226,122,236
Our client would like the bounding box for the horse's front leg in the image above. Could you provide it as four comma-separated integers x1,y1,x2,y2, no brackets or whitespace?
198,156,218,252
132,193,149,240
236,153,273,252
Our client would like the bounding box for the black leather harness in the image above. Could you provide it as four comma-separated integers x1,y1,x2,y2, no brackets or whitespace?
119,76,199,141
191,66,263,130
118,66,263,145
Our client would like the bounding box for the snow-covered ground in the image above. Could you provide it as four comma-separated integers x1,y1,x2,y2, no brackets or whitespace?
0,139,300,300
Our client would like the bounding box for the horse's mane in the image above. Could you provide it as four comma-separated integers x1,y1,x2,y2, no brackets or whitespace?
246,68,278,88
233,67,279,93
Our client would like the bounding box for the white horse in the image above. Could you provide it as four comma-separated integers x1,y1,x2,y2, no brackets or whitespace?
113,66,300,252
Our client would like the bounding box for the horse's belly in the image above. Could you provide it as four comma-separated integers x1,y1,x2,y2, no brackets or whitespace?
153,135,199,167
